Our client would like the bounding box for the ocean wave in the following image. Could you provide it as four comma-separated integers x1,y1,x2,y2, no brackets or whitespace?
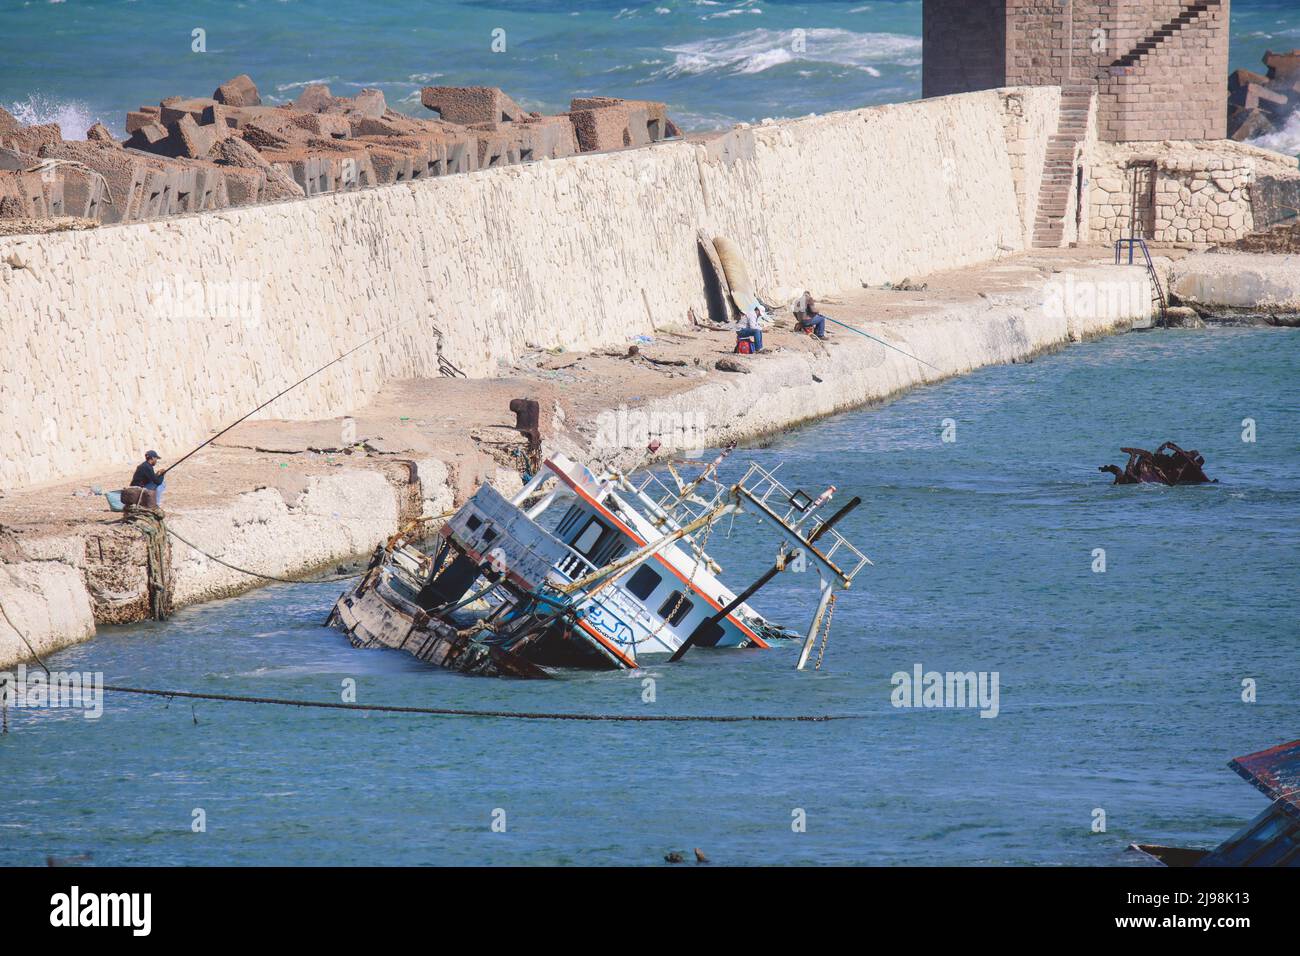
4,93,101,137
274,76,339,93
1247,110,1300,156
669,107,744,131
659,27,921,78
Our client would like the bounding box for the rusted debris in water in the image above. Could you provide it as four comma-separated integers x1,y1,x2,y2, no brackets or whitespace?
1099,441,1215,485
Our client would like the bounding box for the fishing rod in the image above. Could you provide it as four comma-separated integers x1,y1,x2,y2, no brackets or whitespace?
163,320,409,477
821,315,941,372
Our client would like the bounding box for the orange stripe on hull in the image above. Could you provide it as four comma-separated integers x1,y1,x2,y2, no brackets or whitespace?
551,466,770,649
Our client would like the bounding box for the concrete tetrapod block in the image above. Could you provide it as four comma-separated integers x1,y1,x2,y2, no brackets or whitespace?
420,86,526,125
213,74,262,107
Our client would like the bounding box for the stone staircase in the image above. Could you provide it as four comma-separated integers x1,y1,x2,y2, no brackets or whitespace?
1109,0,1224,70
1031,86,1092,249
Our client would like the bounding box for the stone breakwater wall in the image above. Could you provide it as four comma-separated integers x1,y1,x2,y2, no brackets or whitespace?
0,260,1151,668
0,87,1060,492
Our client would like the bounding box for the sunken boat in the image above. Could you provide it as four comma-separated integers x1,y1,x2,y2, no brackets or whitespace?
1130,738,1300,867
327,451,869,677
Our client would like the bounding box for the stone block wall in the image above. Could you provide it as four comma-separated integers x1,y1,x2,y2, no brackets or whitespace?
1096,0,1231,142
999,86,1063,246
1089,144,1253,243
921,0,1008,98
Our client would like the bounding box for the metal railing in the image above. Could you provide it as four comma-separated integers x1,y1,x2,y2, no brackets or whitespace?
734,462,870,581
1114,237,1169,328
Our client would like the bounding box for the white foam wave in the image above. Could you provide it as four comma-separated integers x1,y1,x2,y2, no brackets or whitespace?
4,93,101,137
274,76,339,92
1247,110,1300,156
660,27,921,78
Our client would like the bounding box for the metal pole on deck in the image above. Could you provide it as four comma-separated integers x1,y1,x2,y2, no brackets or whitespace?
670,495,861,664
796,581,834,671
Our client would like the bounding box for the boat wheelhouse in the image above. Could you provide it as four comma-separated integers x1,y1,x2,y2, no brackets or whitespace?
329,451,870,677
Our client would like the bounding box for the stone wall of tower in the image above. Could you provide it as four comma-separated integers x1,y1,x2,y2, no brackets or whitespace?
1096,0,1231,141
1005,2,1073,86
923,0,1231,142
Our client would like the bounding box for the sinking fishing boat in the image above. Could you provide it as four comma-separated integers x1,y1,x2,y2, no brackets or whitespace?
327,450,870,677
1099,441,1215,485
1130,738,1300,867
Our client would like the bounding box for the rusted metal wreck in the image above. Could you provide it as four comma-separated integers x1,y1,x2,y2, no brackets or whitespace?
328,451,870,677
1099,441,1215,485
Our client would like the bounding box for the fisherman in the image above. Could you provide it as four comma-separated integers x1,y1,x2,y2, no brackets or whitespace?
736,305,765,353
796,295,831,340
128,450,167,507
792,290,811,324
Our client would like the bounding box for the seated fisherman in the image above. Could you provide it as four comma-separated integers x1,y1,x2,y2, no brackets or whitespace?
792,290,811,325
128,450,167,507
796,295,831,340
737,306,765,353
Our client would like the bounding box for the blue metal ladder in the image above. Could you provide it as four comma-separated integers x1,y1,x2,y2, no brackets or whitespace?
1114,237,1168,328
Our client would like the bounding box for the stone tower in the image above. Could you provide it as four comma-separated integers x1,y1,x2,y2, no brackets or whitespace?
922,0,1231,141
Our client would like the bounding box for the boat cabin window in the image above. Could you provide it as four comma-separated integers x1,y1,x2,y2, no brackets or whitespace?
658,590,694,627
572,518,607,557
626,565,661,602
694,619,726,647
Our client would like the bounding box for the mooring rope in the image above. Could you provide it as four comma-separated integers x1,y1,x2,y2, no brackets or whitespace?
100,683,867,722
162,511,457,587
123,509,170,620
164,526,365,585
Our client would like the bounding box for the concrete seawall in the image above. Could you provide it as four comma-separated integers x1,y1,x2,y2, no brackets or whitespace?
1,87,1058,492
1168,251,1300,321
0,256,1150,668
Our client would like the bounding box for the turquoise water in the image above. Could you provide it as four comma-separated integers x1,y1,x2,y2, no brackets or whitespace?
3,326,1296,866
2,0,1298,148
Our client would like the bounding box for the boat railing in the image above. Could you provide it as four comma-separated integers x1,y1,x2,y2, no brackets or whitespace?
735,462,870,581
552,546,598,583
632,467,726,527
618,472,724,571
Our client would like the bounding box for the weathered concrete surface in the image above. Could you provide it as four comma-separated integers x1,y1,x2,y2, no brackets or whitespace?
1169,251,1300,321
0,87,1057,492
168,473,400,606
590,261,1153,471
0,561,95,668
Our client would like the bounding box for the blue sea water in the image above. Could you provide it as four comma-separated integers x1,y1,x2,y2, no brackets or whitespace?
2,326,1296,866
2,0,1298,146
